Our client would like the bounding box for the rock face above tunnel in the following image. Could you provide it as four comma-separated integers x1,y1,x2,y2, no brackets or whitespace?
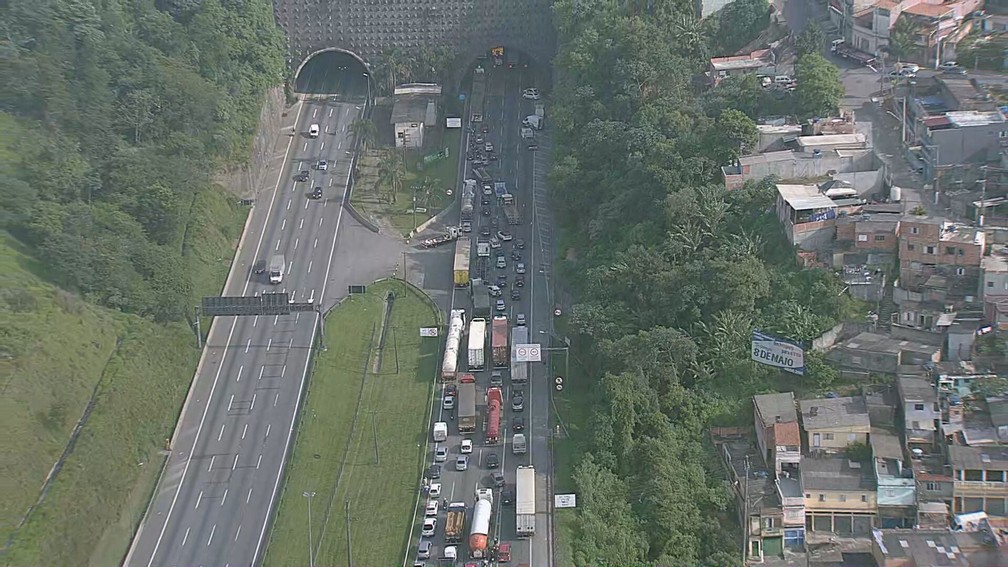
275,0,555,73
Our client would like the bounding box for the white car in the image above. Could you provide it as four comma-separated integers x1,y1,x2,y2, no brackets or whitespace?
456,455,469,471
421,517,437,537
317,159,328,171
442,395,455,410
429,482,441,498
487,285,502,297
490,237,501,249
896,62,920,74
425,500,439,516
461,439,473,454
496,230,513,241
938,61,958,70
434,446,448,462
522,88,540,100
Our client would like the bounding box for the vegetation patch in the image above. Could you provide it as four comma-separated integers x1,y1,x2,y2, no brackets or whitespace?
264,280,440,567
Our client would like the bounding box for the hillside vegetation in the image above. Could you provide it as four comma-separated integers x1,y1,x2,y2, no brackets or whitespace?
549,1,856,564
0,0,284,564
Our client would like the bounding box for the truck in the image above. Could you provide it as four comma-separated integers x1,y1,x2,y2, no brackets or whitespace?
486,386,503,445
433,421,448,442
441,309,466,382
467,318,486,370
502,193,521,225
471,67,486,123
444,502,467,544
422,225,460,248
830,38,876,66
268,254,285,284
461,179,476,220
510,326,528,384
512,433,527,454
469,490,493,558
516,466,536,537
453,238,471,287
458,381,477,433
494,182,507,199
491,316,509,368
472,284,491,318
522,114,542,130
476,240,490,257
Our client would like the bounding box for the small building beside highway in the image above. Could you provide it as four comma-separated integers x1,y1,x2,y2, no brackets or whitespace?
391,83,440,149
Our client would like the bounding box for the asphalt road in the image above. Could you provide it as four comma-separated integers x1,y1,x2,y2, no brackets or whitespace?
406,61,554,566
126,58,371,567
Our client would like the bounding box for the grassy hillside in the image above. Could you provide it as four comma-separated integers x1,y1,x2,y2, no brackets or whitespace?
0,180,246,566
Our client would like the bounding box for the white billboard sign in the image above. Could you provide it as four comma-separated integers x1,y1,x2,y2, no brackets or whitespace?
751,329,805,376
445,117,462,129
554,494,577,508
514,343,542,363
420,327,439,337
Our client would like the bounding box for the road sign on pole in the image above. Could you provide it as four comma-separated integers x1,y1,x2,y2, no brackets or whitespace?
514,343,541,363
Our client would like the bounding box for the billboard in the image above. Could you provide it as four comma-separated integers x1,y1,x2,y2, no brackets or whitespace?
751,329,805,375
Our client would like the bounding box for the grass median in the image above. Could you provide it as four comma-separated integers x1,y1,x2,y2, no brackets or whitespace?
264,280,441,567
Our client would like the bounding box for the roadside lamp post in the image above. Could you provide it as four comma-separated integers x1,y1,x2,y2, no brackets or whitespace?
303,491,316,567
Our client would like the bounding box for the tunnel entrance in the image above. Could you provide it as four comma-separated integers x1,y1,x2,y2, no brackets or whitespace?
294,49,370,97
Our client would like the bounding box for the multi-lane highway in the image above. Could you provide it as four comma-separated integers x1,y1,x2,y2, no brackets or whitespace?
408,60,555,567
126,57,369,567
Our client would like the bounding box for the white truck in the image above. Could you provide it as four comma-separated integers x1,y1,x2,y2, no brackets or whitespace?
512,433,527,454
516,465,536,537
433,422,448,442
268,254,285,284
467,318,486,370
477,240,491,257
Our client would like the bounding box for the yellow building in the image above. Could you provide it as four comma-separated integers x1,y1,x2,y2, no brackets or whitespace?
799,396,871,453
803,455,877,535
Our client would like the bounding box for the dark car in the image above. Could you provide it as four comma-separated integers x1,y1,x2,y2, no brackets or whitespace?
492,471,505,487
512,390,525,412
310,187,323,200
481,124,489,134
485,452,500,469
515,275,525,288
512,416,525,432
253,259,267,274
480,225,491,237
445,383,457,397
482,208,490,216
496,274,508,285
481,196,490,206
501,485,514,505
514,239,525,249
511,288,520,301
511,251,522,262
427,464,441,479
295,170,309,182
491,371,503,386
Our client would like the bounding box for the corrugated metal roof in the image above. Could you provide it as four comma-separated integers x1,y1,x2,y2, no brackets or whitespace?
777,184,837,211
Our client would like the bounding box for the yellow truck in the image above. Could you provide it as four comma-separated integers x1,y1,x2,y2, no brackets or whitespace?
453,237,471,287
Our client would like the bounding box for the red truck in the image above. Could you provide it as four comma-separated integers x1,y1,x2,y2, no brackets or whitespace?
486,386,502,445
491,316,509,368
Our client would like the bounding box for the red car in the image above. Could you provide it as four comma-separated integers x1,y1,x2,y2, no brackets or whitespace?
496,542,511,562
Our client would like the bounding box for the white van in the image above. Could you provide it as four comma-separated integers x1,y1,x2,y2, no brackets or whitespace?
433,421,447,442
773,75,792,85
512,433,527,454
308,124,320,138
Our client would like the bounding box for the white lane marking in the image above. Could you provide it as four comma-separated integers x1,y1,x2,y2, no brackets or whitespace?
253,315,258,327
181,527,190,547
266,338,272,351
250,393,257,411
328,178,333,186
217,424,225,441
323,197,328,208
228,395,234,411
275,239,281,251
274,314,279,325
245,339,251,353
313,108,318,118
241,423,248,440
299,218,304,229
258,366,265,381
287,199,292,210
338,140,342,149
298,161,302,169
308,290,315,303
207,524,216,547
294,237,299,251
303,142,307,151
281,219,286,231
232,454,239,470
329,108,333,117
304,198,309,210
195,491,203,509
289,338,294,349
281,365,287,378
247,488,253,503
321,142,325,150
318,217,323,227
265,423,272,438
234,525,241,542
314,238,318,249
256,454,262,469
236,365,243,382
221,488,228,507
307,261,313,274
208,455,215,472
273,393,279,407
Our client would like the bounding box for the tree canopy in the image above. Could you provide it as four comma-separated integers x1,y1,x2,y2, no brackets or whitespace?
0,0,285,320
550,1,860,563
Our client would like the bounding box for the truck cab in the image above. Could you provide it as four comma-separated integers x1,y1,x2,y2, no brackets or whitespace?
268,254,285,284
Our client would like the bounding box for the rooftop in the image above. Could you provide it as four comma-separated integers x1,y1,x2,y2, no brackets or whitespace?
871,428,904,461
871,529,1002,567
390,95,435,124
773,421,802,447
981,247,1008,273
989,397,1008,428
802,456,876,491
938,221,986,246
838,331,943,357
799,395,871,431
710,49,774,72
796,133,868,149
754,392,798,426
946,110,1006,128
902,3,956,19
948,445,1008,469
777,184,837,212
898,376,937,402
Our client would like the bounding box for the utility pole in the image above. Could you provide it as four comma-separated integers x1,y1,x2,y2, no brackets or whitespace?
302,491,316,567
393,326,400,374
979,166,989,227
743,456,750,565
345,499,353,567
403,250,408,292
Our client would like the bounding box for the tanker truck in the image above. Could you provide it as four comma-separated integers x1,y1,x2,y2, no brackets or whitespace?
469,489,494,558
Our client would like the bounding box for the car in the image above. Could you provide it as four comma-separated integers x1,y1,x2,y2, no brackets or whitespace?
496,230,512,241
253,259,267,274
496,274,508,285
495,299,506,312
510,288,520,301
480,225,491,236
511,250,522,261
496,257,507,269
445,384,457,397
497,542,512,561
425,500,439,516
475,135,484,144
442,395,455,410
515,262,526,274
490,216,499,228
434,446,448,463
516,313,526,326
522,87,541,100
418,539,433,559
491,470,505,486
944,66,967,75
308,124,320,138
515,275,525,287
491,371,503,386
481,124,489,133
456,455,469,471
483,184,493,195
485,452,500,469
481,196,490,206
512,415,525,432
461,439,473,454
482,208,490,216
295,170,309,182
428,481,441,498
896,62,920,73
487,284,502,297
490,237,501,249
527,143,539,151
938,60,958,70
501,485,514,505
554,304,563,317
462,221,472,233
512,390,524,411
421,517,437,537
514,239,525,249
888,68,916,80
484,142,494,152
317,159,328,171
427,464,441,479
310,187,323,200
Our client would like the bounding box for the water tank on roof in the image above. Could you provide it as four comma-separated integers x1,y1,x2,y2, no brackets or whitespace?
890,185,902,202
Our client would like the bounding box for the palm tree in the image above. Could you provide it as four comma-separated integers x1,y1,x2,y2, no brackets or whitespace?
887,17,921,62
378,152,404,204
350,119,378,153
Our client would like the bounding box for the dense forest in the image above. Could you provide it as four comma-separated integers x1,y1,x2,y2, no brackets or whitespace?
0,0,285,321
549,1,855,564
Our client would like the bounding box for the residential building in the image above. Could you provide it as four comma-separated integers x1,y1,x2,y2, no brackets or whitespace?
708,49,776,87
835,212,902,253
796,133,869,153
803,455,877,535
837,0,982,62
913,451,955,526
753,392,801,474
841,264,888,302
897,216,986,293
898,376,939,448
722,149,880,191
871,528,1008,567
390,84,440,149
919,110,1008,175
980,246,1008,323
948,445,1008,515
776,184,839,251
871,428,917,528
826,332,943,376
799,396,872,452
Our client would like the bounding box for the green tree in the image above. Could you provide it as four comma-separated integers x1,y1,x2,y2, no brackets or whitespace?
377,152,404,204
794,53,844,118
887,17,921,62
350,119,378,153
713,109,759,162
796,22,826,57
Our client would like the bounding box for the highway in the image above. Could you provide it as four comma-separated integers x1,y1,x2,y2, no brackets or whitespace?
408,58,555,567
125,55,369,567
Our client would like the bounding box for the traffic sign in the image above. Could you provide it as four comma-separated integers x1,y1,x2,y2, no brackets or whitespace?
514,343,542,363
420,327,439,337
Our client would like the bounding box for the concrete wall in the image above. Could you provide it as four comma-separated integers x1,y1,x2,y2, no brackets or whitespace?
930,122,1008,166
724,151,878,190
